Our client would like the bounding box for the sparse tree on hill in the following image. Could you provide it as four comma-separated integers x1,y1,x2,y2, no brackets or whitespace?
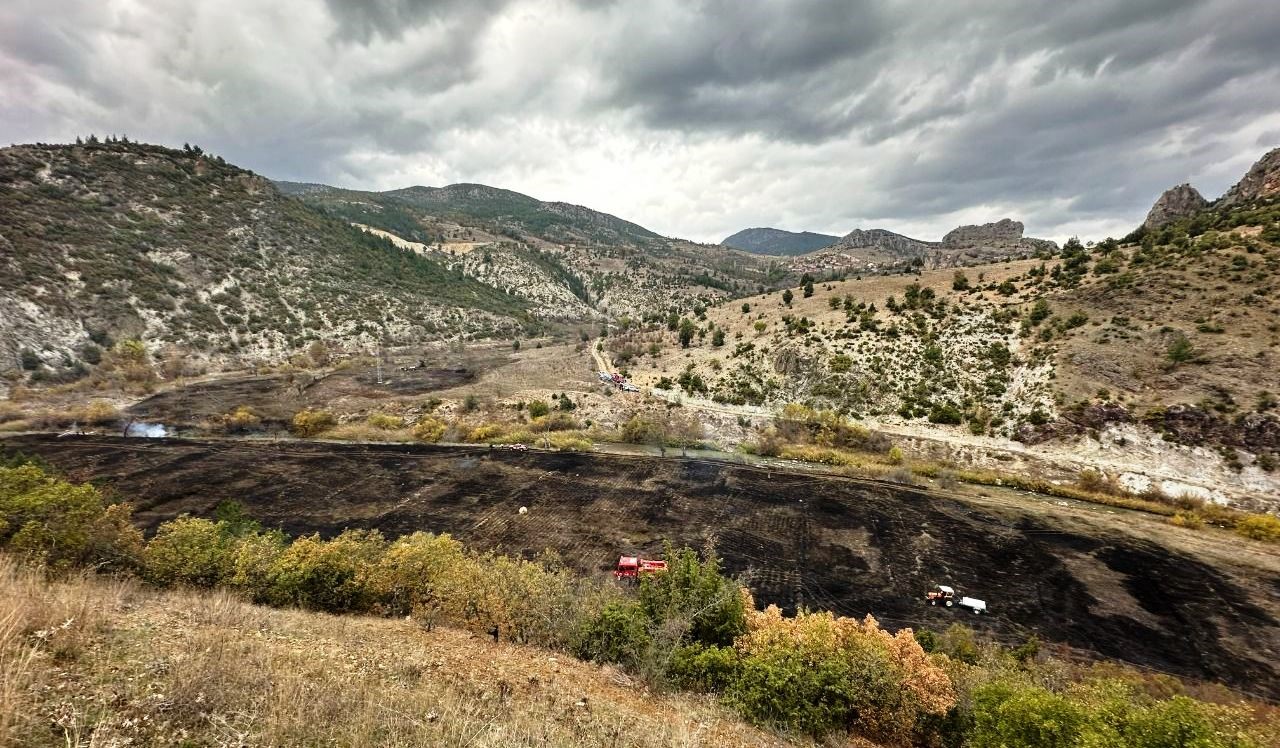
678,318,696,348
782,289,794,306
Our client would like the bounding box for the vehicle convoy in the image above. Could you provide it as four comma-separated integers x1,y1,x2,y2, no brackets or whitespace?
927,584,988,614
615,555,667,579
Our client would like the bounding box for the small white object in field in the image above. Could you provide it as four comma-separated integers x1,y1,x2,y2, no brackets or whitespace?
518,506,528,515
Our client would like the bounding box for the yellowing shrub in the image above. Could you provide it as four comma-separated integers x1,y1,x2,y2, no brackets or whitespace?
81,399,120,425
412,416,447,443
367,412,403,430
728,606,955,741
291,408,336,437
467,423,507,442
547,432,593,452
1235,514,1280,542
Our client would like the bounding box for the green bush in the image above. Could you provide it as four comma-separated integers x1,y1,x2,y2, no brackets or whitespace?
667,644,740,693
527,400,550,418
0,463,142,570
143,516,235,586
264,530,387,612
971,681,1085,748
572,600,652,667
969,679,1260,748
638,545,746,648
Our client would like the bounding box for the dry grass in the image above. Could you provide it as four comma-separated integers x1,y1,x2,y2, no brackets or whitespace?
0,557,803,748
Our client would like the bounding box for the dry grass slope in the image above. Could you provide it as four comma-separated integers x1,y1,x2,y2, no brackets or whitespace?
0,558,806,748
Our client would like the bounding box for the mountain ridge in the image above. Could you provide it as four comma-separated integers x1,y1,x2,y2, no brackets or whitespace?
721,227,840,255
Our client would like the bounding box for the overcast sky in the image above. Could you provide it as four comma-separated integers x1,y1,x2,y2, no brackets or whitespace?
3,0,1279,244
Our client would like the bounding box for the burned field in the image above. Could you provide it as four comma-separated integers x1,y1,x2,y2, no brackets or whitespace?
4,434,1278,698
126,348,505,430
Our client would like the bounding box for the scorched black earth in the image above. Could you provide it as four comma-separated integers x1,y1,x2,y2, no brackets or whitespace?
4,434,1277,698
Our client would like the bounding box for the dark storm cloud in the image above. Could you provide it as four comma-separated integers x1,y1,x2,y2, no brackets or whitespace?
0,0,1278,243
322,0,513,43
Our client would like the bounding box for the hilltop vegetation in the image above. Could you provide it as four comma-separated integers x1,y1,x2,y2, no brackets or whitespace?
0,140,532,380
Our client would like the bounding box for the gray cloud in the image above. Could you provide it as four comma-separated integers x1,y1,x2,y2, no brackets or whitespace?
1,0,1278,244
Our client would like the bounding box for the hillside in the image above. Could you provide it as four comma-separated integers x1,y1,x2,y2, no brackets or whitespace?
0,141,533,380
1,558,794,748
787,221,1056,277
280,179,784,320
609,151,1280,506
721,227,840,255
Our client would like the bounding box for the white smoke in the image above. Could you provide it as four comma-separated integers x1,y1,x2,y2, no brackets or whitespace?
126,422,168,438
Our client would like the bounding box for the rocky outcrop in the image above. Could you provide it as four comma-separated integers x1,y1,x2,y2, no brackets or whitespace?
1143,184,1208,229
836,228,936,257
931,218,1059,264
942,218,1025,248
1219,147,1280,207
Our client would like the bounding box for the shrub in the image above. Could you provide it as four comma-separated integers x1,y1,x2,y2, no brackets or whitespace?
528,412,577,432
546,432,593,451
0,464,143,570
364,531,466,618
220,405,262,433
366,412,403,430
1234,514,1280,542
467,423,507,442
1167,334,1196,364
668,644,740,693
412,416,447,442
264,530,387,613
143,517,235,586
572,600,652,668
928,404,963,425
830,354,852,373
638,545,746,648
527,400,550,418
80,399,120,425
228,530,288,597
887,446,904,465
971,681,1085,748
727,607,955,741
291,408,336,437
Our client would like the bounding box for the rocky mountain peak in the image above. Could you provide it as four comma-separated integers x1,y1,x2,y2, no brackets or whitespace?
1219,147,1280,207
1143,183,1208,229
942,218,1024,248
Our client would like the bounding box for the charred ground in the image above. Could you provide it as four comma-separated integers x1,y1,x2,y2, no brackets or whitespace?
3,434,1277,698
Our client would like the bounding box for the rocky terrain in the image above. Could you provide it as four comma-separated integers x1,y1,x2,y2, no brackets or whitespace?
786,221,1056,277
612,149,1280,506
1219,146,1280,207
1143,184,1209,229
721,227,840,255
0,141,537,380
